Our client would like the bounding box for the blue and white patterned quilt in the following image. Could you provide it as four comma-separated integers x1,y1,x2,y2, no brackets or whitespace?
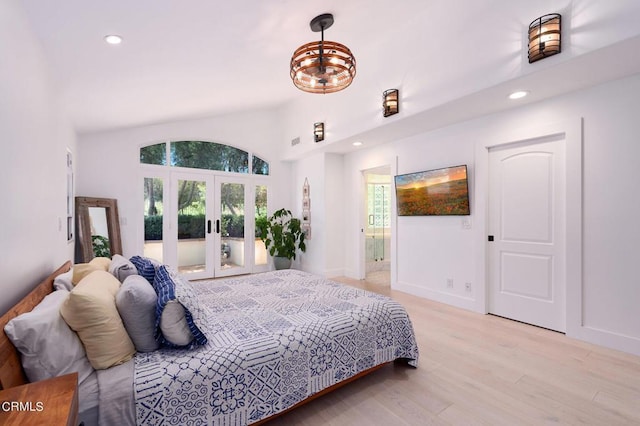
134,270,419,425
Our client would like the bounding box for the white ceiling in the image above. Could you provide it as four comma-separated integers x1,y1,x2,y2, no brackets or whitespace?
18,0,640,136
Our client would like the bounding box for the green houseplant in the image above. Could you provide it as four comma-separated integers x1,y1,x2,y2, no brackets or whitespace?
257,208,306,270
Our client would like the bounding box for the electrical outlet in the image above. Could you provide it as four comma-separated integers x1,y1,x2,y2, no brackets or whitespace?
447,278,454,288
465,282,472,292
462,217,472,229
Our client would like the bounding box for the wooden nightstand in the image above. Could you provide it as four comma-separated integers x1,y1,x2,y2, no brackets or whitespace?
0,372,78,426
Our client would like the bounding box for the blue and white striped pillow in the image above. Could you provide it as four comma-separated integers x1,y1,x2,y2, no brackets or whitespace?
130,256,157,284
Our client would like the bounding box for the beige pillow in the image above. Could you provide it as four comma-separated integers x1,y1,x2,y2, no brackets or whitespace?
60,270,135,370
90,256,112,271
72,263,99,285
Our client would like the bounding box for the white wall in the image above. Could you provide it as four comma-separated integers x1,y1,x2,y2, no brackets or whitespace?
394,131,476,308
0,1,76,315
290,152,346,277
292,153,347,277
343,127,477,308
77,108,292,260
291,152,325,275
324,154,346,277
338,72,640,356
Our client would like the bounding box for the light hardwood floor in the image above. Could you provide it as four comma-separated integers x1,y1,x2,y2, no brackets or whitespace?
266,276,640,425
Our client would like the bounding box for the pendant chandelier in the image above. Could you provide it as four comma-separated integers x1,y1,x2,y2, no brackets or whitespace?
290,13,356,94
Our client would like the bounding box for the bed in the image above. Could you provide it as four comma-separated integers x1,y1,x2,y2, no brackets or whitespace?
1,261,419,425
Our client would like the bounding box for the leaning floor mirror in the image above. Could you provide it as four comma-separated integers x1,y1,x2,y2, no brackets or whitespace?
75,196,122,262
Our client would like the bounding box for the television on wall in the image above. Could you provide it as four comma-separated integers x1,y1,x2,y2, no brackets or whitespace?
394,164,470,216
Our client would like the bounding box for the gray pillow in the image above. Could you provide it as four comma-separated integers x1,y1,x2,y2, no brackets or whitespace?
115,275,159,352
109,254,138,283
152,266,207,348
4,290,94,383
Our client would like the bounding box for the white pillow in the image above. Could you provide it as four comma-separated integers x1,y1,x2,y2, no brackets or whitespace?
4,290,94,384
53,269,74,291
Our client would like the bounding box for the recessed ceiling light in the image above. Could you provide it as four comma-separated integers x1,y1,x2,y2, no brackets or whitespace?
104,35,123,45
352,141,363,146
509,90,529,100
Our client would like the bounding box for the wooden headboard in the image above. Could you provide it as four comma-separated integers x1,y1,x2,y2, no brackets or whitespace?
0,261,71,390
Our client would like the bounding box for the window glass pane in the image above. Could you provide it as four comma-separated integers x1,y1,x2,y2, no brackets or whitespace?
171,141,249,173
365,181,390,264
367,183,391,229
143,177,164,262
255,185,268,266
177,179,206,274
140,143,166,165
252,155,270,175
221,183,245,270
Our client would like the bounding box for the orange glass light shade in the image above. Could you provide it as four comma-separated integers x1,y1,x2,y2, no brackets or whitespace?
290,14,356,94
383,89,399,117
528,14,561,63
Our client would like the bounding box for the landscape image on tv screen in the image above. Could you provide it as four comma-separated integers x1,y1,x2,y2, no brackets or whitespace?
395,165,470,216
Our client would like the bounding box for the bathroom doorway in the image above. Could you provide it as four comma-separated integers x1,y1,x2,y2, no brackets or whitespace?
363,166,391,287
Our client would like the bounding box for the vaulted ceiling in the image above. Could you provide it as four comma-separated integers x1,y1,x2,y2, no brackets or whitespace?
19,0,640,137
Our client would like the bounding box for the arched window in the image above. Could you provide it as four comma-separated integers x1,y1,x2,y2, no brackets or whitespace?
140,142,166,165
140,141,269,175
252,155,269,175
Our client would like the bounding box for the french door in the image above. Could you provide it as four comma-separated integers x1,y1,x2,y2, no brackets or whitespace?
169,172,252,279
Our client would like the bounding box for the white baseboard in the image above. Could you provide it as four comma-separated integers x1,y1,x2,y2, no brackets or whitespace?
396,283,640,357
394,281,480,313
569,325,640,357
324,268,345,278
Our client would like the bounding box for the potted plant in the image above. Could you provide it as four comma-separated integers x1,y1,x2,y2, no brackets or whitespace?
257,208,306,270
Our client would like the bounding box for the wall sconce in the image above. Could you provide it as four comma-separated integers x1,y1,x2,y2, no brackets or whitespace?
528,13,561,63
383,89,399,117
314,122,325,142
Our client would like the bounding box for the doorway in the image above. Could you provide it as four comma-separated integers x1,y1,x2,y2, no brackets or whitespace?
142,172,269,280
169,173,253,279
363,166,392,287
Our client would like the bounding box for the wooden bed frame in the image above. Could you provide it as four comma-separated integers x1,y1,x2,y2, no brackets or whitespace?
0,261,72,390
251,362,387,425
0,261,394,423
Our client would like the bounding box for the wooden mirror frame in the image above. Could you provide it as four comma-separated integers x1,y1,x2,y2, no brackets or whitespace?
75,196,122,262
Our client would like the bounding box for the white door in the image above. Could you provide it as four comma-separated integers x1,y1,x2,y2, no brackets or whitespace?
214,177,252,277
169,172,214,279
168,173,252,279
488,136,566,332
